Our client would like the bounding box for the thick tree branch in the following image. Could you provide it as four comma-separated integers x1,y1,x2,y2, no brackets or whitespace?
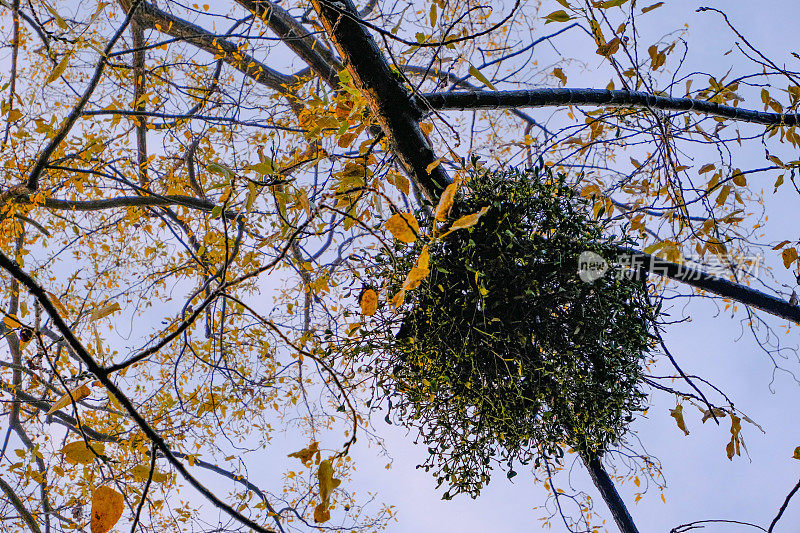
583,454,639,533
123,0,296,93
767,476,800,532
311,0,449,203
616,247,800,323
237,0,343,88
0,253,278,533
419,88,800,127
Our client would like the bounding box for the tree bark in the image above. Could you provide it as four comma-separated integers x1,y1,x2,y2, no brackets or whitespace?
420,88,800,127
310,0,450,203
583,453,640,533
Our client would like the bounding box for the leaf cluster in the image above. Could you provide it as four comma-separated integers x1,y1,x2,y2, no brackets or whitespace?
370,166,659,498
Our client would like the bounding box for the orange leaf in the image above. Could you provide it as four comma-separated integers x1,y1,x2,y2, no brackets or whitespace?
314,503,331,523
91,486,124,533
435,182,458,222
782,247,798,268
669,404,689,435
288,441,320,467
385,213,419,243
402,246,431,291
425,157,444,175
61,441,105,465
359,289,378,316
390,289,406,308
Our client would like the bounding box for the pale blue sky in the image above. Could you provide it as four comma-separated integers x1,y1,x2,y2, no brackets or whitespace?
344,2,800,532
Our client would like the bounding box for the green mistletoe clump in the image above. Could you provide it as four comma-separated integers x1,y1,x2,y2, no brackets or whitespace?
366,165,659,498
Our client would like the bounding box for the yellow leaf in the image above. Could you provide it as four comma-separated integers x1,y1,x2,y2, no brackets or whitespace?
698,163,715,174
287,441,319,466
313,459,341,523
3,314,22,329
468,64,497,91
544,9,572,23
390,289,406,308
207,161,236,179
793,446,800,460
701,407,727,423
669,404,689,435
552,68,567,86
46,291,68,316
314,503,331,523
318,459,341,501
782,247,798,268
386,171,410,195
47,384,91,415
107,389,123,411
726,440,735,460
449,206,489,232
91,302,121,322
727,414,742,460
45,51,72,86
596,37,621,58
61,441,105,465
91,486,124,533
130,464,168,483
402,246,430,291
732,170,747,187
435,182,458,222
385,213,419,243
359,289,378,316
42,0,68,29
425,157,444,175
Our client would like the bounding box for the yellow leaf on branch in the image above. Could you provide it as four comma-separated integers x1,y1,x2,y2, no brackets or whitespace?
91,486,124,533
359,288,378,316
390,289,406,308
425,157,444,175
402,246,430,291
130,464,168,483
385,213,419,243
90,302,121,322
782,247,798,269
441,206,490,238
669,404,689,435
314,459,341,523
434,181,458,222
47,384,91,415
45,51,72,85
287,441,320,466
3,314,22,329
726,414,742,460
700,407,727,423
61,441,105,465
46,291,68,316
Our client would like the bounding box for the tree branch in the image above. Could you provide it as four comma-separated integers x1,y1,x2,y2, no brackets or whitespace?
310,0,449,203
419,88,800,127
0,476,41,533
123,0,296,93
237,0,343,88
